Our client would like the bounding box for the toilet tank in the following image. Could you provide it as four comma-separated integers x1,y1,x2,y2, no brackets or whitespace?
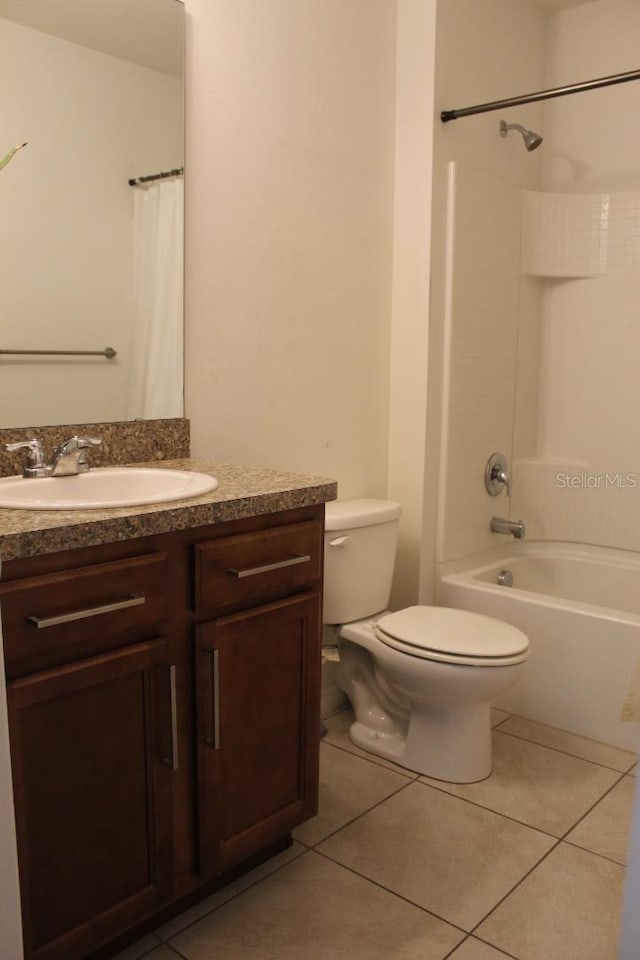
323,499,401,624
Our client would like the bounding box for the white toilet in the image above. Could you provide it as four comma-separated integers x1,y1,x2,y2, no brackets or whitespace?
324,499,529,783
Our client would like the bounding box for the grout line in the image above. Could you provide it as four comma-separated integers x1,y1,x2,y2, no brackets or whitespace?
552,768,633,870
442,933,520,960
327,711,636,778
313,846,470,937
495,727,637,774
332,733,632,860
162,946,189,960
157,847,310,943
557,768,627,841
363,754,630,944
466,836,564,936
320,737,420,780
158,716,631,955
153,756,416,944
469,932,525,959
467,802,629,943
295,778,415,849
411,777,562,841
563,835,627,868
412,753,632,940
411,737,633,843
309,776,558,940
314,810,599,957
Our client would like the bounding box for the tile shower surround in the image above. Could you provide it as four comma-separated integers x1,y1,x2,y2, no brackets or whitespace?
440,167,640,561
113,707,636,960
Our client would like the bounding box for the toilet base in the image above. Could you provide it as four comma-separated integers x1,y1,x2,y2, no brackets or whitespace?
335,624,506,783
348,701,492,783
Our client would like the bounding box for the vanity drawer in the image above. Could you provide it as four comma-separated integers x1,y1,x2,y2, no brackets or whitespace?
194,520,322,616
1,552,168,677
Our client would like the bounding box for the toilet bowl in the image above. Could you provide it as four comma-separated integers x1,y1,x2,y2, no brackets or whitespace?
324,499,529,783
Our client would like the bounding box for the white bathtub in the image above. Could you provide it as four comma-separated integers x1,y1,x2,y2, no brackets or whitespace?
437,541,640,750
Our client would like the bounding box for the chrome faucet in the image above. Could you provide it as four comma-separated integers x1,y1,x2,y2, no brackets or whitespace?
490,516,526,539
50,436,102,476
6,435,102,478
5,439,50,478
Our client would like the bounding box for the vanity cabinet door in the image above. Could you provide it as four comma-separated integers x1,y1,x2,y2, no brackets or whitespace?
7,639,174,960
196,593,321,878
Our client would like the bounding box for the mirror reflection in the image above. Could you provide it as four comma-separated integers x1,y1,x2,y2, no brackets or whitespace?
0,0,184,428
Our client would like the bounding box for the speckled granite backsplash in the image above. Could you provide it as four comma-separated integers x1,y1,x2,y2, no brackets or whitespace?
0,419,189,477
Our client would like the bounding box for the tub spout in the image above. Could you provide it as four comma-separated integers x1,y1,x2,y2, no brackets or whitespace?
490,516,526,539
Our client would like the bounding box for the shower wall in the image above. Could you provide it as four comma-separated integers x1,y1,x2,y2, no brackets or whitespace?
438,164,527,561
433,0,640,568
510,0,640,551
427,0,546,571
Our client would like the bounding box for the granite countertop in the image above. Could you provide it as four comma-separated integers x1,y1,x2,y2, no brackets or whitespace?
0,459,337,562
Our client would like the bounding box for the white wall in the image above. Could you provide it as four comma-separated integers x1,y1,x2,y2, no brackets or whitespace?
0,18,182,428
543,0,640,193
184,0,397,500
386,0,437,610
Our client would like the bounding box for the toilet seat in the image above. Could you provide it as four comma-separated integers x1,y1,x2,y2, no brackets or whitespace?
374,606,530,667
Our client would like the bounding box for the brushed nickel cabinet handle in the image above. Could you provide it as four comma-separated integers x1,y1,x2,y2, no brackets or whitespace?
204,649,220,750
226,553,311,579
27,593,145,629
166,664,179,770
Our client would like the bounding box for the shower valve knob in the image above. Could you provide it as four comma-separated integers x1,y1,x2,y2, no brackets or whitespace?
485,453,511,497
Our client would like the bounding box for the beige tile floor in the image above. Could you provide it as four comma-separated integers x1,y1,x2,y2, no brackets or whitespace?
115,707,637,960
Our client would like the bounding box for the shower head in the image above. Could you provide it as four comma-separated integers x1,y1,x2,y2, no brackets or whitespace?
499,119,543,152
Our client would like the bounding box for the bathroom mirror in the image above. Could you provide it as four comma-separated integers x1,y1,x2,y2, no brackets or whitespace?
0,0,184,428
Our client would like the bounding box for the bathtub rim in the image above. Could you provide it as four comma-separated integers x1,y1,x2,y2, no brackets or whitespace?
437,539,640,627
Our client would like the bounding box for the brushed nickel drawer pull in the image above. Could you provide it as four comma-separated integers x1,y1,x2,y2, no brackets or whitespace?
28,593,145,629
204,649,220,750
227,553,311,579
168,664,179,770
213,649,220,750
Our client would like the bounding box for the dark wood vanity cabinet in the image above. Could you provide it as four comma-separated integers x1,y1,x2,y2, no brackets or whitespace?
0,505,324,960
196,594,321,878
193,519,322,878
7,640,174,960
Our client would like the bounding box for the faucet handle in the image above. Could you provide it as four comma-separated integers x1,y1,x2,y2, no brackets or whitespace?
74,436,102,450
5,439,49,478
75,436,101,473
485,452,511,497
57,435,102,451
6,439,42,455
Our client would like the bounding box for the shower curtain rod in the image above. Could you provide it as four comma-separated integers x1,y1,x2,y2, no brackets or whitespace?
128,166,183,186
441,67,640,122
0,347,117,359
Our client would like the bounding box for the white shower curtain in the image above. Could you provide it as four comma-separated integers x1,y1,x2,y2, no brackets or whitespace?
128,176,184,419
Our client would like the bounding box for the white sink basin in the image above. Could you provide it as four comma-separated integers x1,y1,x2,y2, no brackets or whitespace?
0,467,218,510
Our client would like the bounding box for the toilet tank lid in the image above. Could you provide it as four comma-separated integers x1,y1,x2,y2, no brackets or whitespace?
325,498,401,531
